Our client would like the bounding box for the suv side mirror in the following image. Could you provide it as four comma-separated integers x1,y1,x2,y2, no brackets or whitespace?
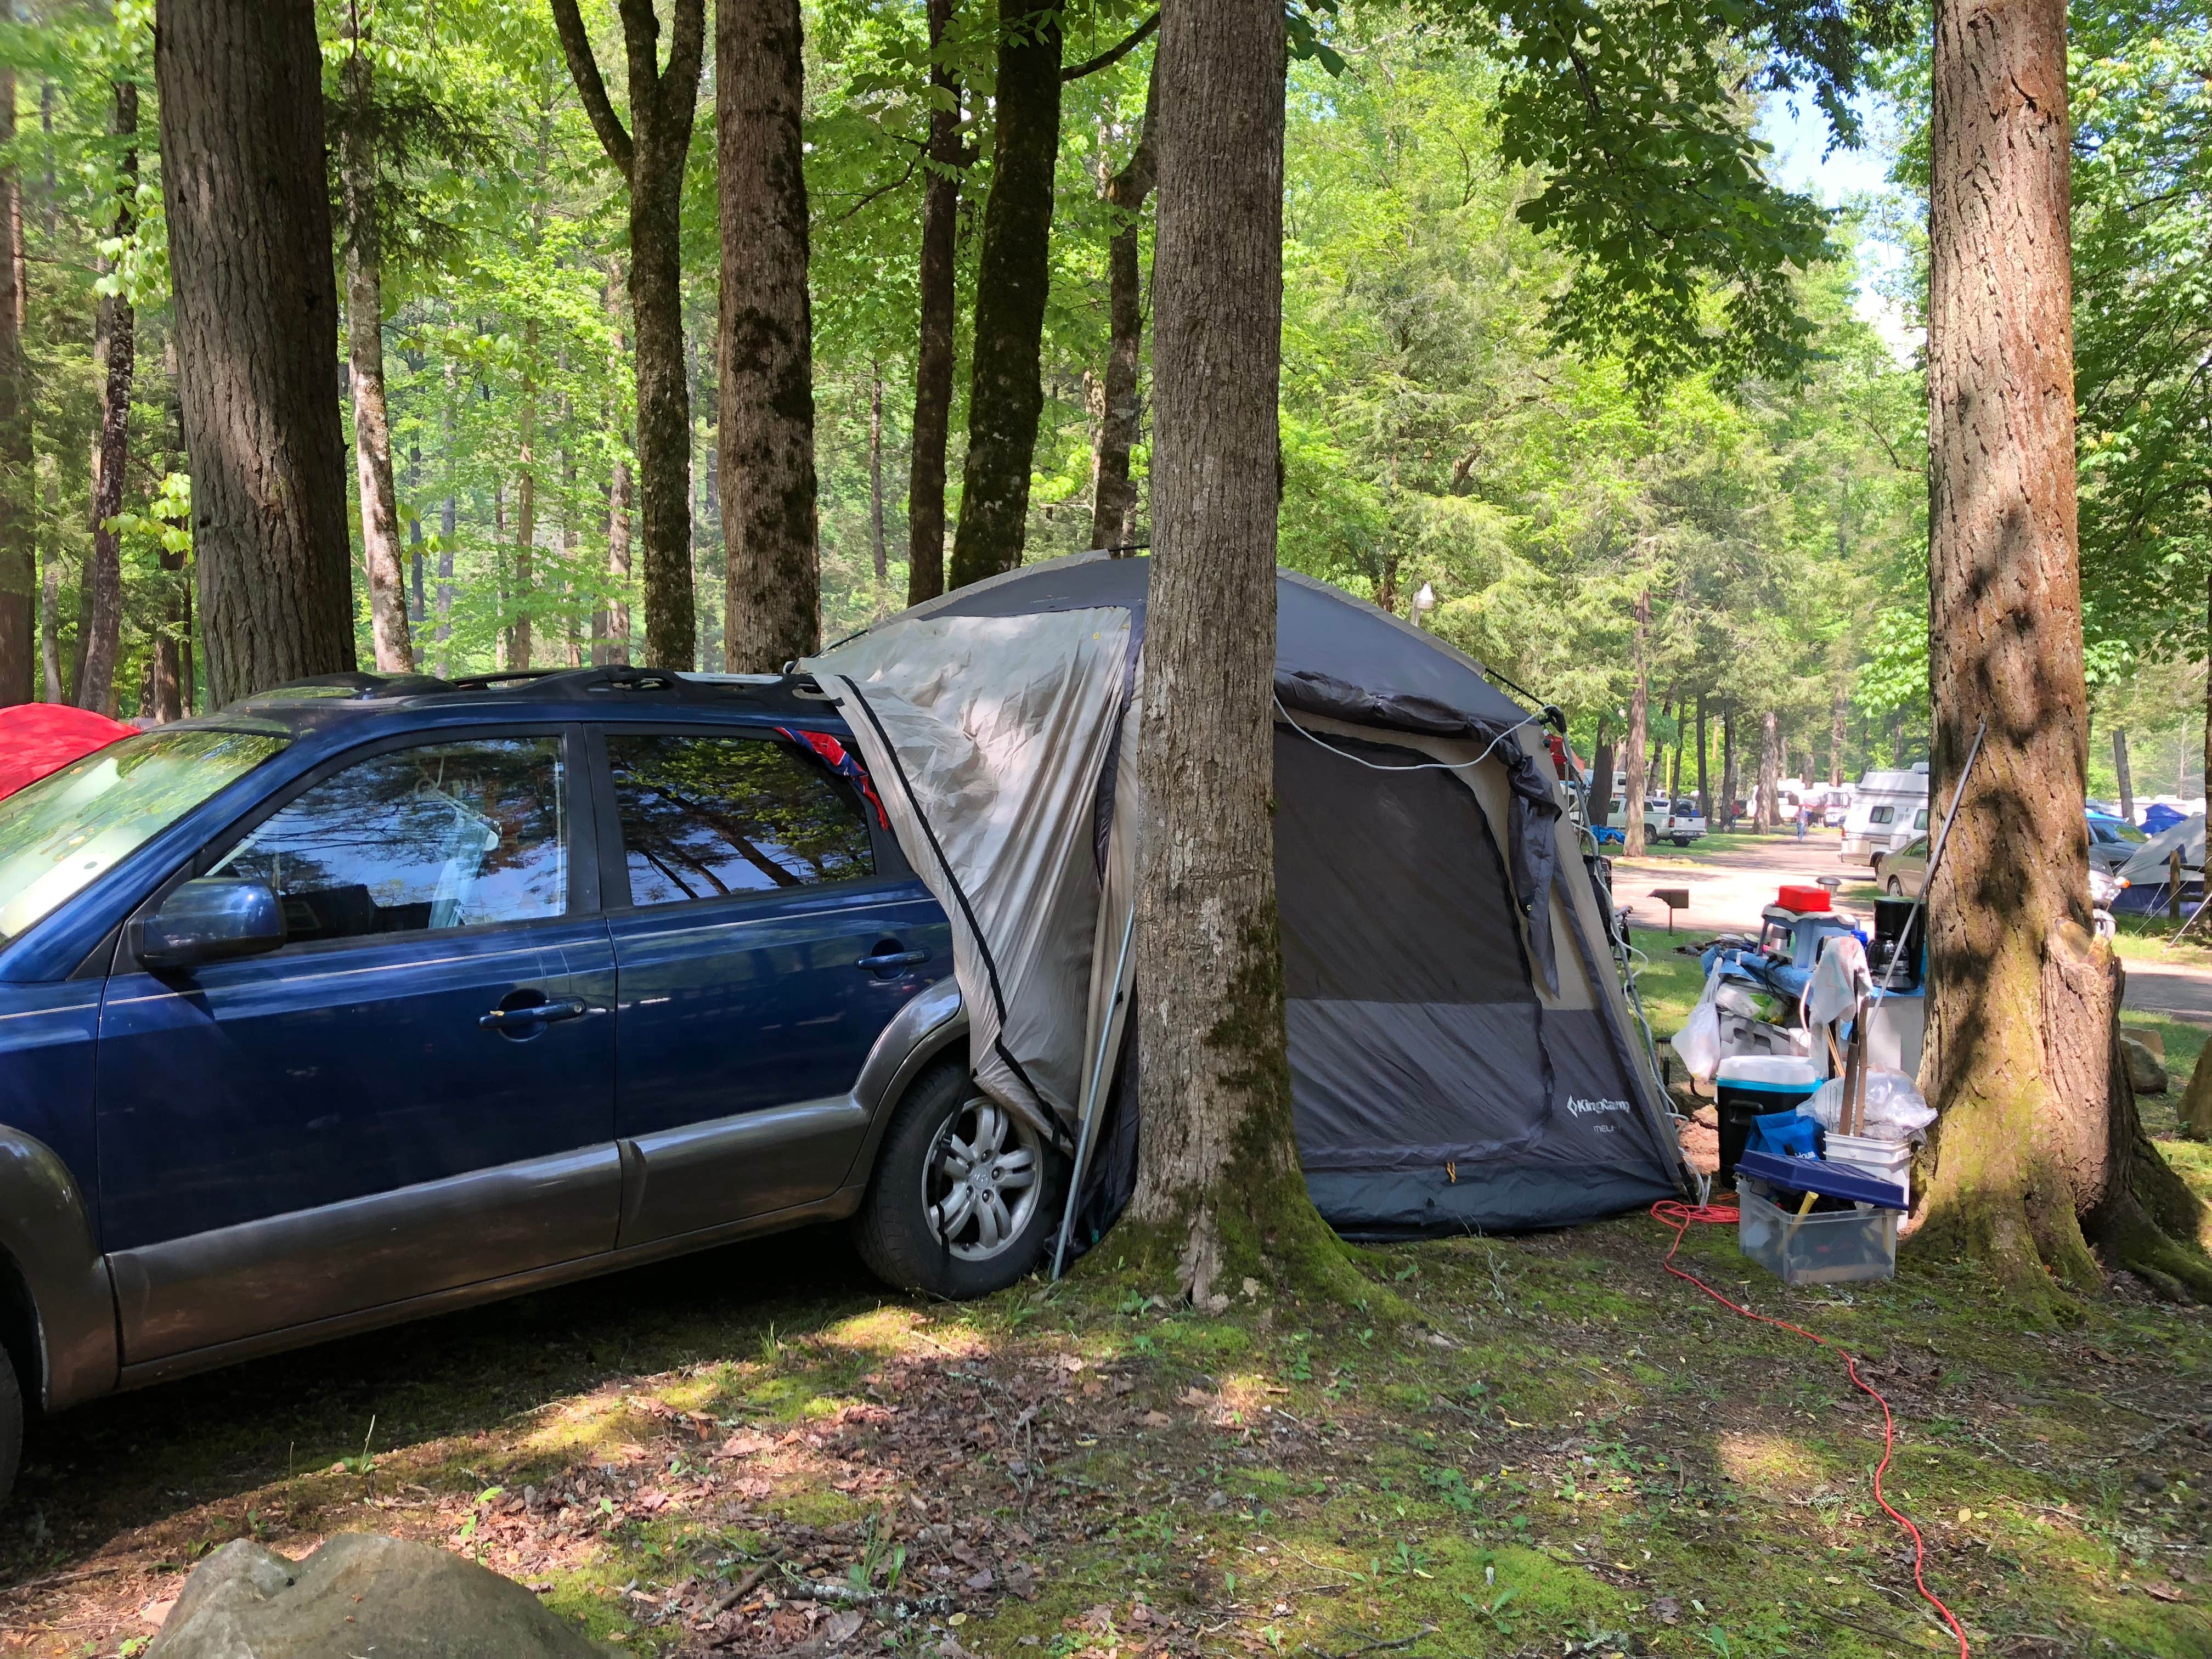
139,878,285,971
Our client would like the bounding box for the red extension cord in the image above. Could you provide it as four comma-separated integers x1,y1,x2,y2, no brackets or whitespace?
1650,1199,1972,1659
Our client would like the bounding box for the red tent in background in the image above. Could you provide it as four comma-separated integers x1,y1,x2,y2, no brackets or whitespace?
0,704,137,802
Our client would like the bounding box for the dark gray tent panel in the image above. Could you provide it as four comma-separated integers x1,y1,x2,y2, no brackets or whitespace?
811,554,1689,1245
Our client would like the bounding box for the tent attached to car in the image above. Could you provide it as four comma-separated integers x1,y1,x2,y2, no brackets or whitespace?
805,553,1691,1243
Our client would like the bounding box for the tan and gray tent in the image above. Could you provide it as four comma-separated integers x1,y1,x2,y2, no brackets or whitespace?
808,553,1689,1244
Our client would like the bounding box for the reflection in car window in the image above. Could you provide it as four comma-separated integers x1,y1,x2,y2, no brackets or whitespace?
0,728,291,943
213,738,566,944
608,733,874,906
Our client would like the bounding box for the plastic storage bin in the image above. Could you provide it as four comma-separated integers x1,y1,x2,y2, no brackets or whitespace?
1715,1056,1822,1181
1822,1132,1912,1206
1737,1177,1899,1284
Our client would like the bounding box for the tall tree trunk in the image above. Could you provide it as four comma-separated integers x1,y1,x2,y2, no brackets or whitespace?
507,317,539,672
718,0,820,671
1756,710,1779,831
1695,693,1709,823
1125,0,1348,1308
868,362,888,589
602,258,633,665
1622,590,1649,856
157,0,355,704
906,0,962,606
436,360,457,675
2202,571,2210,809
1587,712,1613,833
1829,679,1847,786
0,61,31,706
1920,0,2210,1302
1089,63,1157,551
552,0,703,671
1722,702,1737,829
77,79,138,714
946,0,1061,589
341,27,413,674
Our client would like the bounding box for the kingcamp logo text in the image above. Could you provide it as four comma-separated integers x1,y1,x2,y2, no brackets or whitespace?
1566,1096,1632,1117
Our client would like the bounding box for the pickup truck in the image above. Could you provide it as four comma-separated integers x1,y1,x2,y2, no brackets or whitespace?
1606,795,1707,848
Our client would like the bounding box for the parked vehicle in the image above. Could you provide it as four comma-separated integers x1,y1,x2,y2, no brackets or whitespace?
1873,835,1928,897
1607,793,1706,847
0,667,1052,1508
1841,765,1930,867
2086,811,2148,872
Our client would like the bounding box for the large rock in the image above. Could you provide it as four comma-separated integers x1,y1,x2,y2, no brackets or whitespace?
148,1534,606,1659
2121,1035,2168,1096
2182,1043,2212,1141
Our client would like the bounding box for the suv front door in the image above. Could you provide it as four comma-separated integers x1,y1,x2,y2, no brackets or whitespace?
96,728,619,1369
595,725,949,1246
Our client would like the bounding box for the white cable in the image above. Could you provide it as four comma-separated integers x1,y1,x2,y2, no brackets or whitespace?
1272,694,1545,772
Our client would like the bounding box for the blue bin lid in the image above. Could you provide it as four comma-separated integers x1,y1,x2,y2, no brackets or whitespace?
1736,1150,1908,1211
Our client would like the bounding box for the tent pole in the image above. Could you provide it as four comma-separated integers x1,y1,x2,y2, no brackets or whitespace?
1052,906,1138,1280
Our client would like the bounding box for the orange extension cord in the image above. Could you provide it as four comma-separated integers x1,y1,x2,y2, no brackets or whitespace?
1650,1199,1972,1659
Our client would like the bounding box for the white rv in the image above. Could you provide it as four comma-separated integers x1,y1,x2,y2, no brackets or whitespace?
1841,763,1931,867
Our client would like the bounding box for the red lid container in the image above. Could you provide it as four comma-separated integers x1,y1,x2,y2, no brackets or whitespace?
1775,884,1832,913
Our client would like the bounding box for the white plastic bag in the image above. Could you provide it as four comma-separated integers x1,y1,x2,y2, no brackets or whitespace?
1805,1068,1936,1141
1671,964,1724,1082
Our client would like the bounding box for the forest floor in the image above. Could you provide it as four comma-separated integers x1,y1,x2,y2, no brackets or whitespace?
3,1121,2208,1659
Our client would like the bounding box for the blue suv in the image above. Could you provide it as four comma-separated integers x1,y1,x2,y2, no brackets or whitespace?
0,667,1059,1505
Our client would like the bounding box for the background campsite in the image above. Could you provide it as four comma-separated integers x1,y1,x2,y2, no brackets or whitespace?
2,1,2211,1658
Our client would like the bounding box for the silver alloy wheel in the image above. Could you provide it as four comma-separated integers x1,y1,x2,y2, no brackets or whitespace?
923,1094,1044,1261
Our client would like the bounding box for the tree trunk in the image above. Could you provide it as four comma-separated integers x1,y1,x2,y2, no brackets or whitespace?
1757,710,1779,831
1622,590,1649,857
868,362,888,588
156,0,355,705
435,362,457,676
1722,702,1737,828
1829,680,1847,786
718,0,819,671
1918,0,2210,1302
599,257,632,666
1587,712,1613,832
77,79,138,714
906,0,962,607
552,0,703,672
1124,0,1350,1307
1089,63,1157,552
1695,694,1709,823
340,29,414,674
2203,571,2210,810
946,0,1061,589
0,63,32,706
507,317,539,672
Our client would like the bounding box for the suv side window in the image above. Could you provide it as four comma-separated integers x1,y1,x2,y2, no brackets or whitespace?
213,736,567,944
607,732,876,907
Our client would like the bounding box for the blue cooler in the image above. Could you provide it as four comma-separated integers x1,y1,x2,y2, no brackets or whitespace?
1714,1056,1821,1184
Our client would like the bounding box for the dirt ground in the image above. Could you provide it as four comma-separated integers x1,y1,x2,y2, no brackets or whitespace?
3,1181,2208,1659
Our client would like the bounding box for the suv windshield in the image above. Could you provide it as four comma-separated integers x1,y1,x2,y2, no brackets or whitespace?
0,727,290,943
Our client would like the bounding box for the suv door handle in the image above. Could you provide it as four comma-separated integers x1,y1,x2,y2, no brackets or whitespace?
855,948,931,972
479,997,588,1030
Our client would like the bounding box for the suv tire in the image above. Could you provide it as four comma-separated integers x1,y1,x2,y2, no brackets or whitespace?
854,1062,1060,1299
0,1347,21,1511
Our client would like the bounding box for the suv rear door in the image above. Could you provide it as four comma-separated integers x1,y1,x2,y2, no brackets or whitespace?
592,723,950,1246
95,726,619,1369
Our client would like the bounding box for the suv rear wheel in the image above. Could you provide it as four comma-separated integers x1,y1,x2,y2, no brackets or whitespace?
854,1062,1060,1299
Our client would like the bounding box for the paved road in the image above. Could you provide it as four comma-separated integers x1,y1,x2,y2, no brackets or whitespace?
1609,832,2212,1024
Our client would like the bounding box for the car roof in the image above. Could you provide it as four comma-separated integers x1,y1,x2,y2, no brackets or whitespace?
165,666,844,741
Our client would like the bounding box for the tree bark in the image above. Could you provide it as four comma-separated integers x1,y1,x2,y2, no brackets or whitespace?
905,0,962,607
0,64,32,706
1124,0,1355,1308
1722,702,1737,829
1918,0,2211,1302
157,0,355,705
1622,590,1649,856
1757,709,1779,831
1695,693,1709,823
2203,571,2210,810
507,317,539,672
552,0,703,672
1089,63,1157,552
1587,712,1612,833
946,0,1061,589
718,0,819,671
340,25,414,674
77,79,138,714
868,361,888,588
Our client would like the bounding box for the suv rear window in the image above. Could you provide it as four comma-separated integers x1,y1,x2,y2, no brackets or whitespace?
608,733,875,906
